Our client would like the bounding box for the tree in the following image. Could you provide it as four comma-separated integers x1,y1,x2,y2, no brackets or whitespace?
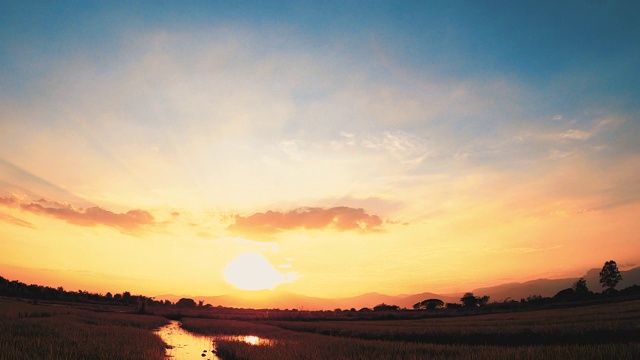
599,260,623,292
554,288,575,301
413,298,445,310
460,292,478,308
572,277,589,295
478,295,490,307
373,303,400,311
176,298,197,308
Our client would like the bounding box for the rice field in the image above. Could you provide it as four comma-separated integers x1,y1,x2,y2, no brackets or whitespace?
1,297,639,359
0,298,168,360
183,299,640,360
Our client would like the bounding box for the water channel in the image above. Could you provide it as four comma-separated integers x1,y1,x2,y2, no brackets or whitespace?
154,320,274,359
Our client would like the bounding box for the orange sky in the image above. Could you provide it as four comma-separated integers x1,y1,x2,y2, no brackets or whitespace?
1,2,639,300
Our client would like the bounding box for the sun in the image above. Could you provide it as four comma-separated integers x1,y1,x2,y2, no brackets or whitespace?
223,252,295,291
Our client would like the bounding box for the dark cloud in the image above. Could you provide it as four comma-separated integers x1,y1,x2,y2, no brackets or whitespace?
0,196,154,232
228,206,383,235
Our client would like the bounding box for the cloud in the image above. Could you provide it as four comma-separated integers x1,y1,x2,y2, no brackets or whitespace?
279,130,431,167
228,207,383,235
360,131,431,164
0,195,19,207
0,212,35,228
0,196,154,232
559,129,592,140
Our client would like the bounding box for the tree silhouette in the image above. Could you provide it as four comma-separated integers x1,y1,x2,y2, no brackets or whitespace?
599,260,623,292
572,277,589,295
460,292,478,308
554,288,575,301
413,298,445,310
373,303,400,311
176,298,197,308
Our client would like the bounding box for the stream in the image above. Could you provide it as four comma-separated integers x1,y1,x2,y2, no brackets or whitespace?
155,320,275,359
155,320,218,359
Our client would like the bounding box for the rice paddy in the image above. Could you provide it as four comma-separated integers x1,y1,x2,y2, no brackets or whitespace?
1,297,639,359
0,298,168,360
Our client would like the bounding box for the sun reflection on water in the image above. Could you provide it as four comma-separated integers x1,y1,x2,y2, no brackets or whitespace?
155,321,218,359
243,335,260,345
216,334,275,346
155,320,275,359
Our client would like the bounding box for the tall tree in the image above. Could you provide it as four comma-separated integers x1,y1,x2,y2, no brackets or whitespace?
599,260,623,292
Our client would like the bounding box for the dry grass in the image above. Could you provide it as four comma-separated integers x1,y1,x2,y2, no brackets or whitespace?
0,298,168,360
182,299,640,359
2,298,639,359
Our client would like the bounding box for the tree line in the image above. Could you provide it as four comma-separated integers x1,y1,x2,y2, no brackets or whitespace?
408,260,636,312
0,260,637,315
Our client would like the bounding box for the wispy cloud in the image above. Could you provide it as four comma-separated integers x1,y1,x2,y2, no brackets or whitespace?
0,212,35,228
546,116,617,142
559,129,592,140
281,130,431,165
360,131,431,164
229,206,383,235
0,196,154,232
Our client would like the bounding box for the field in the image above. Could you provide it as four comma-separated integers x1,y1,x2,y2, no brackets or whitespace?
182,299,640,360
0,298,168,360
1,297,639,359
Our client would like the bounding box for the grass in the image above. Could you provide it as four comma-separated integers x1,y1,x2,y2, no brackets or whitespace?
0,298,168,360
267,299,640,345
2,297,639,359
180,299,640,359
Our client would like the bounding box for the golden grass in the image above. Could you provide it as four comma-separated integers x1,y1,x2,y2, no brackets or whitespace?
0,298,168,360
181,299,640,359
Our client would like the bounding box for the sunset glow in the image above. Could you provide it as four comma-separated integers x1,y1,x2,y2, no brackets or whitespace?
224,252,296,291
1,2,639,303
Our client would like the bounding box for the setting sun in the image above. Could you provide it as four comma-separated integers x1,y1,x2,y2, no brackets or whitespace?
223,253,296,291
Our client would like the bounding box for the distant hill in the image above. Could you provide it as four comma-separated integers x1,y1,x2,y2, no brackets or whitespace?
471,266,640,301
470,278,574,301
156,291,332,310
583,266,640,292
156,266,640,310
395,291,462,308
331,292,405,310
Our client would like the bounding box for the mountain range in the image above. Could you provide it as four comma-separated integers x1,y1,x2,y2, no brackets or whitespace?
156,266,640,310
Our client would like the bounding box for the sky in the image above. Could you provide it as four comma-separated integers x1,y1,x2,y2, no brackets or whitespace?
1,1,639,300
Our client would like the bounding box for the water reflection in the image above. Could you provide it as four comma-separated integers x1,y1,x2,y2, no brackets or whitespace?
155,321,218,359
215,334,275,346
155,320,275,359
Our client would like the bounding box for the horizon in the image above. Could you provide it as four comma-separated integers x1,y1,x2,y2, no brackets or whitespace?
1,1,639,304
3,260,639,312
3,260,637,307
